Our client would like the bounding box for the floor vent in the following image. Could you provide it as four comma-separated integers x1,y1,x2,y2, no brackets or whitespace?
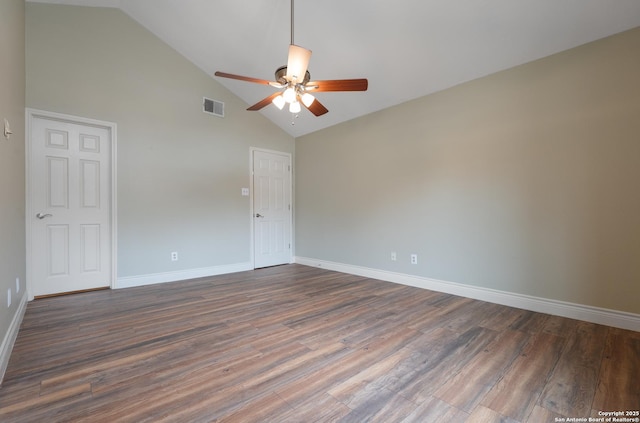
203,97,224,117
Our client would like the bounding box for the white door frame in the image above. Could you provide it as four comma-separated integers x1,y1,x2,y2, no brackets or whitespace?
249,147,293,268
25,108,117,300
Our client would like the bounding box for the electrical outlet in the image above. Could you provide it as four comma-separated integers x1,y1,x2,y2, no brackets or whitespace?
171,251,178,261
16,277,20,293
7,288,11,307
410,254,418,264
391,251,397,261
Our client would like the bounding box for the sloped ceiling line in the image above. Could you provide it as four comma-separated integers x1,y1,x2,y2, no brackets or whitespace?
27,0,640,137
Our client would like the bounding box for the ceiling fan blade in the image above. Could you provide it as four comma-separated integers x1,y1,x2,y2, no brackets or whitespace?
214,71,272,86
303,97,329,116
247,92,282,111
306,79,368,92
286,45,312,83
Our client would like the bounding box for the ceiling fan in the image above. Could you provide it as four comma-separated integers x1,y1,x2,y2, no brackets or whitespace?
214,0,368,117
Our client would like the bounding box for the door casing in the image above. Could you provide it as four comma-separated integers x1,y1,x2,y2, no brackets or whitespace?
250,147,293,268
25,108,117,300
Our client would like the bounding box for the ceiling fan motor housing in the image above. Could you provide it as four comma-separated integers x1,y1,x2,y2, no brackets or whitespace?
275,66,311,85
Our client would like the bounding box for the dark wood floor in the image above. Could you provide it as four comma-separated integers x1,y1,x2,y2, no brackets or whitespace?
1,264,638,422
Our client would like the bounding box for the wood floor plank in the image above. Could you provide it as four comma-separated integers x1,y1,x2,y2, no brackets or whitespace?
525,405,566,423
0,264,637,423
0,383,91,417
193,391,294,423
335,386,417,423
433,329,529,412
508,309,549,334
538,321,609,417
406,295,478,333
399,395,469,422
542,314,581,337
480,331,566,421
328,347,415,404
466,405,520,423
393,326,499,402
476,303,529,332
591,328,640,412
272,344,386,410
277,393,352,423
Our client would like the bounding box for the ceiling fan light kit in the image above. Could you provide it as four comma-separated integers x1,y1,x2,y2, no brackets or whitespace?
301,92,315,107
282,85,297,103
289,101,302,114
214,0,368,118
286,44,312,83
272,94,286,110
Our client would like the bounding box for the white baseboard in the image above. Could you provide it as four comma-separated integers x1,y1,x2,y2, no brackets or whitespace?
294,256,640,332
0,292,28,385
115,262,253,289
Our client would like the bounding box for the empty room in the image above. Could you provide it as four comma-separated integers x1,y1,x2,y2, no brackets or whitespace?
1,0,639,422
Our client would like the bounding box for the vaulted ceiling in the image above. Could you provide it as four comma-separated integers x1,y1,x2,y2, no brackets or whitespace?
28,0,640,137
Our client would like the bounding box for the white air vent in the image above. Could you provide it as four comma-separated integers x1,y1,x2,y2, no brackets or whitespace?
203,97,224,117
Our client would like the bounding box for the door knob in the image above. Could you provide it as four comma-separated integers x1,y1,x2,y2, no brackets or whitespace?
36,212,53,219
255,213,264,218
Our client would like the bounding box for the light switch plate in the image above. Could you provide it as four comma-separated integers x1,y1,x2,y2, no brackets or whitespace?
4,118,12,139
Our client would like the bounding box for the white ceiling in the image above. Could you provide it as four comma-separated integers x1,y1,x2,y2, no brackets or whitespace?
28,0,640,137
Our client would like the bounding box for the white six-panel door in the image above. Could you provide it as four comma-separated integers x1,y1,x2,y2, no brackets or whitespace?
253,150,292,268
28,112,113,297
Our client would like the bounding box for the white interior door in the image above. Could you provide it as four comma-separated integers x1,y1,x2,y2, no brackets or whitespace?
28,112,113,297
253,150,292,268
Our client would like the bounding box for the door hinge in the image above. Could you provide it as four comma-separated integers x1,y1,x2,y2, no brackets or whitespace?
288,165,291,172
289,243,291,249
288,204,291,211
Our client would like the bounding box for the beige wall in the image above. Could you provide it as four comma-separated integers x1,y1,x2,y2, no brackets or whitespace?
0,0,26,374
21,3,640,317
26,4,294,278
296,27,640,314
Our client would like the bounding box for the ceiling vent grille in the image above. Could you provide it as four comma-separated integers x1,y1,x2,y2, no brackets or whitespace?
203,97,224,117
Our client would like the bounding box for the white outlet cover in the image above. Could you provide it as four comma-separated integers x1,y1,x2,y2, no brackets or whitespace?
7,288,11,307
241,188,249,196
16,277,19,293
